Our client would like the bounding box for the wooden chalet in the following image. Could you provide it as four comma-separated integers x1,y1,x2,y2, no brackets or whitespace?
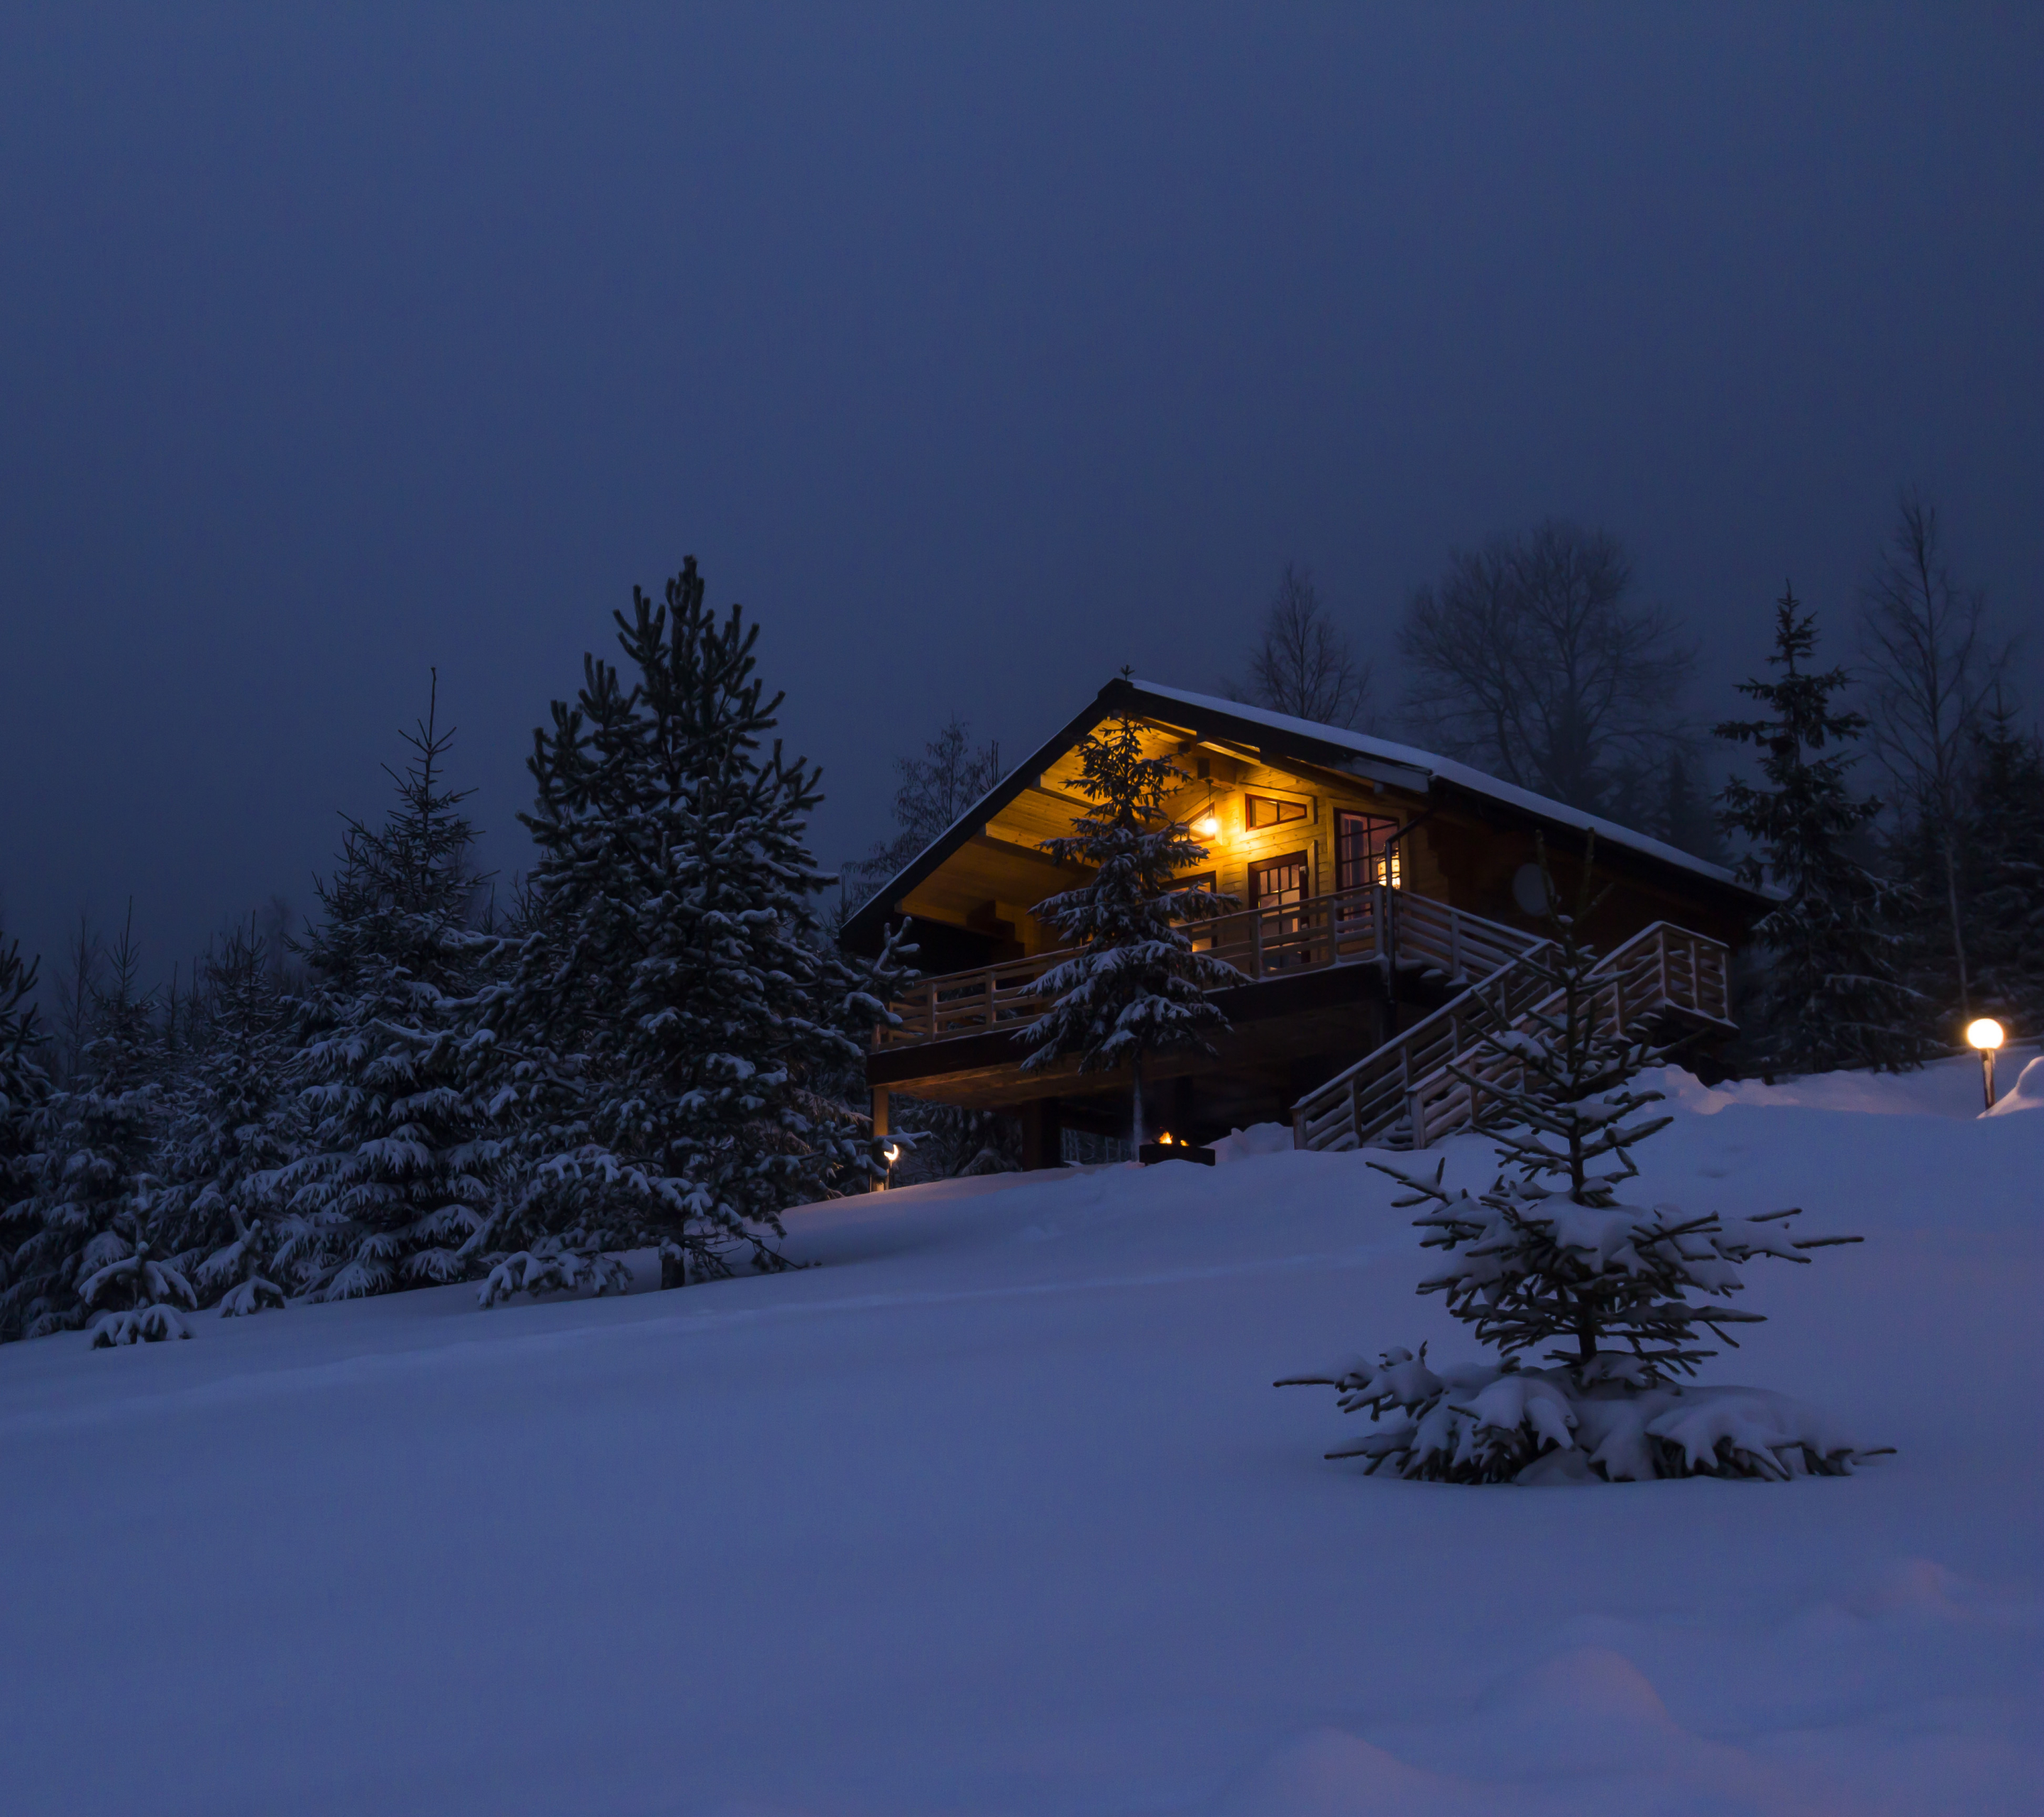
838,678,1767,1167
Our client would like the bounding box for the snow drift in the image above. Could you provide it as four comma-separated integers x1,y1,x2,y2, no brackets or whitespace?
0,1059,2037,1815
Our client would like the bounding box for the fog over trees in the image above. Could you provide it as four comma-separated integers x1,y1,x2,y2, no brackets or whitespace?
1228,563,1375,732
1395,520,1696,819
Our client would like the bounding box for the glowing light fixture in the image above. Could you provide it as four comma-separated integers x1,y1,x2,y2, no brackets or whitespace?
1192,811,1221,842
1967,1019,2004,1109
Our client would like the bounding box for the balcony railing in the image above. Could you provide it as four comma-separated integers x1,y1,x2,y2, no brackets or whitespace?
874,886,1543,1050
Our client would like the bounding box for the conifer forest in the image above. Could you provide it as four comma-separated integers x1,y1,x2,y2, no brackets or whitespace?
5,510,2039,1344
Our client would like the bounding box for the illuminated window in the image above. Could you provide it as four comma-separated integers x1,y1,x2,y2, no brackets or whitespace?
1245,794,1307,830
1336,812,1400,889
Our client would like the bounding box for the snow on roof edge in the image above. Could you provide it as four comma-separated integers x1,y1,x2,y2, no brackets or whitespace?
1130,679,1750,893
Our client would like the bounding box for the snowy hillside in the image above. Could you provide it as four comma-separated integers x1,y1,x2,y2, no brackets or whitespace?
1,1058,2038,1816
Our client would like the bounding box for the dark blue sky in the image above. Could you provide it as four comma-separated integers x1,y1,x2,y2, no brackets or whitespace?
3,5,2040,984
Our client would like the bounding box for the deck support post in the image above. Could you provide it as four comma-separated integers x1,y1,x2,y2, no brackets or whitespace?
1020,1098,1063,1171
870,1087,889,1191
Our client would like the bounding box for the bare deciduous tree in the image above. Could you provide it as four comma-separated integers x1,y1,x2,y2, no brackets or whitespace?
53,911,101,1087
1229,562,1373,730
1398,520,1694,813
843,715,1004,911
1857,488,2007,1017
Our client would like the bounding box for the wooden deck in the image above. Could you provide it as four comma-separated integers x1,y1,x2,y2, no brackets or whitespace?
875,886,1543,1050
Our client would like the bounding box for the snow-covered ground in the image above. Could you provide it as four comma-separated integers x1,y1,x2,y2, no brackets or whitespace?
2,1056,2039,1816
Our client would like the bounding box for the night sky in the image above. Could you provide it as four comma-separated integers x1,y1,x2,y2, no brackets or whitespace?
3,6,2040,987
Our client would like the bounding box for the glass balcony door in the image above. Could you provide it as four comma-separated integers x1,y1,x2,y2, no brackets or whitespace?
1250,851,1309,967
1336,812,1400,891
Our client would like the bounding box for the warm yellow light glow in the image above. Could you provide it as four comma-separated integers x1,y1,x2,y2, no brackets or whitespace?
1966,1018,2005,1052
1158,1131,1174,1145
1193,813,1221,841
882,1143,901,1165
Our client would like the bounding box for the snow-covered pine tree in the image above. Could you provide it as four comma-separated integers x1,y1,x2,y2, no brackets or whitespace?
1960,700,2044,1038
1281,839,1877,1484
157,921,302,1314
478,559,905,1298
1715,586,1929,1072
454,881,639,1305
0,931,51,1311
1021,715,1241,1147
2,913,166,1340
279,679,503,1300
0,933,48,1175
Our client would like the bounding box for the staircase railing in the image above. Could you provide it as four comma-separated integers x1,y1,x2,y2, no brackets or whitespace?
1292,921,1733,1153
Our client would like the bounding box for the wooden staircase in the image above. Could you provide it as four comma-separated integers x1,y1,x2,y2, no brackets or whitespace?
1290,921,1735,1153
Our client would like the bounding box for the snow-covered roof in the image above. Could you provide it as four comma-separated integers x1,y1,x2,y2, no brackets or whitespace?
1128,679,1749,893
840,674,1761,949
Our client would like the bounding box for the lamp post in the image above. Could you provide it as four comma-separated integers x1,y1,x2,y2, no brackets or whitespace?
880,1142,901,1191
1966,1018,2005,1110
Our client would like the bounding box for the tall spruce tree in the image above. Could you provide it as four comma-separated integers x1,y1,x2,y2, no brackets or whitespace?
158,921,302,1314
1959,702,2044,1037
480,559,899,1295
0,932,51,1310
1715,588,1928,1072
280,680,502,1300
3,914,165,1340
1021,715,1241,1147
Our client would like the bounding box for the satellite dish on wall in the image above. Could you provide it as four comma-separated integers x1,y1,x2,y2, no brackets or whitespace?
1512,862,1550,916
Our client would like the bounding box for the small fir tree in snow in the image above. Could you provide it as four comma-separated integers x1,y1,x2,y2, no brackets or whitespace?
280,681,503,1300
1022,715,1241,1146
1281,841,1878,1484
1715,586,1929,1073
1959,701,2044,1038
2,916,165,1341
158,922,302,1314
80,1219,198,1346
476,559,903,1297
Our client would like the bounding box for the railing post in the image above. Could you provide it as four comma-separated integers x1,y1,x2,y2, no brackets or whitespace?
1252,911,1264,979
